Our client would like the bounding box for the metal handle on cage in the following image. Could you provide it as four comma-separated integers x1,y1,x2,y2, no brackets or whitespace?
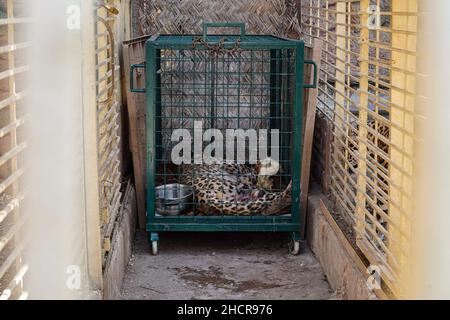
304,60,318,89
202,22,246,41
130,63,146,93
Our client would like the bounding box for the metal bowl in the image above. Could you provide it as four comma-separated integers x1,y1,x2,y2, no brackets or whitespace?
155,184,193,216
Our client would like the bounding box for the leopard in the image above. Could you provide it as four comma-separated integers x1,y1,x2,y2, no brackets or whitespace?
180,160,292,216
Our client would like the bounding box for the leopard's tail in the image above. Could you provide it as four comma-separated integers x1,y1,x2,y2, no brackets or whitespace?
282,180,293,198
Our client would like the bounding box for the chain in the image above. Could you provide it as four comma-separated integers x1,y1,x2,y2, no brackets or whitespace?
192,36,242,55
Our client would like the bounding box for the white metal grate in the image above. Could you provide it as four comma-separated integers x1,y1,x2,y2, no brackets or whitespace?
96,1,123,267
0,0,29,300
301,0,417,297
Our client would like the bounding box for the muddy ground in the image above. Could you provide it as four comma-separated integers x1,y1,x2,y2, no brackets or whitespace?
121,231,334,300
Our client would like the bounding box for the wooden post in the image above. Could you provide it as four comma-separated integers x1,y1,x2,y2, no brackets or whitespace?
122,38,149,229
385,0,416,297
300,39,323,239
355,0,370,246
330,1,349,218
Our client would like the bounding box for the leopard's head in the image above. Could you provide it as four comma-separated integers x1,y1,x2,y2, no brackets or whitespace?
255,157,280,191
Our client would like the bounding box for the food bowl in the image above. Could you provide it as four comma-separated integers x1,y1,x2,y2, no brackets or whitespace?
155,184,194,216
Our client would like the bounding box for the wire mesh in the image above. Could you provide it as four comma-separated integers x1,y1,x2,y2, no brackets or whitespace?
149,37,299,218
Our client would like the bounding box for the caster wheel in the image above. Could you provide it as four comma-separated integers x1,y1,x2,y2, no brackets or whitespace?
151,241,158,255
149,232,159,255
288,239,300,255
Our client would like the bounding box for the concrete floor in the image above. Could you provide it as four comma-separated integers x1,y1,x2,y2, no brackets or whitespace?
121,231,333,300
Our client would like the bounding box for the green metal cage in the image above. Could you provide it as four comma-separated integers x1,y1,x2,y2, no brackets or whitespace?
130,23,317,254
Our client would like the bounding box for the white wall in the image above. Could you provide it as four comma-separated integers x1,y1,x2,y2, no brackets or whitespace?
24,0,100,299
408,0,450,299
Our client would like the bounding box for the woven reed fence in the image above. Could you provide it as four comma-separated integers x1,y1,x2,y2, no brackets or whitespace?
301,0,417,298
135,0,302,37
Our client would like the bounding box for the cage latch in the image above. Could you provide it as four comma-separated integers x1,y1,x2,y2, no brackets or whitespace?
192,22,245,55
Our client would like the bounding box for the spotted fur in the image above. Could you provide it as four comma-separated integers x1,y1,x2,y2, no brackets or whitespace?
181,163,292,216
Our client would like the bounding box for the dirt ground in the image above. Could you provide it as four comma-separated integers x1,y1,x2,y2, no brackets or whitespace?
121,231,334,300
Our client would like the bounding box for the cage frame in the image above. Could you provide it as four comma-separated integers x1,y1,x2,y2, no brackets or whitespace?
131,26,316,252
